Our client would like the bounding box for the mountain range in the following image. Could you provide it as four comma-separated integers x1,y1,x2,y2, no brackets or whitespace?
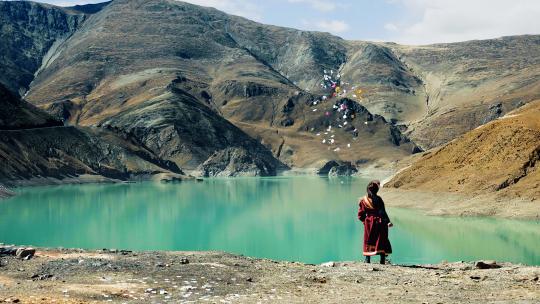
0,0,538,190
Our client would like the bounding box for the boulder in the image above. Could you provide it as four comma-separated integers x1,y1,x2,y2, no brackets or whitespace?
0,184,15,199
317,160,357,176
0,246,17,256
320,261,336,267
475,260,501,269
151,173,187,183
16,248,36,260
198,147,283,177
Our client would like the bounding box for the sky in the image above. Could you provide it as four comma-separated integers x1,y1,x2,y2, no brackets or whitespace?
14,0,540,45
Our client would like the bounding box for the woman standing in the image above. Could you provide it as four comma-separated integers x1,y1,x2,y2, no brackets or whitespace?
358,180,393,264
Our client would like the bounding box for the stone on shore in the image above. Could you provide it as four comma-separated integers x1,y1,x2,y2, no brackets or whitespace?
317,160,358,176
475,260,501,269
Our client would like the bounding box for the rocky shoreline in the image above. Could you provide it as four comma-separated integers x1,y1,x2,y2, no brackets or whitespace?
0,247,538,303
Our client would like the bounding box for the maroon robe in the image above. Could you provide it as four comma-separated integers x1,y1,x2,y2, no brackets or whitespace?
358,196,392,256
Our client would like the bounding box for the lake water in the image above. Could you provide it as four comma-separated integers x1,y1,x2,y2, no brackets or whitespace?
1,177,539,265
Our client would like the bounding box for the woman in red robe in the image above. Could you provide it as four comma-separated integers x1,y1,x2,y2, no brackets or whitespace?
357,180,393,264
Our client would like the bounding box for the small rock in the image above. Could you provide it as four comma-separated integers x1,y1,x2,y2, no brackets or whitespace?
180,257,189,264
30,273,54,281
470,276,482,280
475,261,501,269
313,276,327,283
246,277,253,282
320,261,335,268
15,248,35,260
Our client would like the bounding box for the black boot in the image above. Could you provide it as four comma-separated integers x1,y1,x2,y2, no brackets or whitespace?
364,256,371,263
380,254,386,265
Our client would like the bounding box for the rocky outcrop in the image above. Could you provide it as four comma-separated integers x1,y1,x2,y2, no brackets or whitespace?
0,184,14,199
198,147,284,177
98,89,286,171
317,160,358,176
43,100,77,123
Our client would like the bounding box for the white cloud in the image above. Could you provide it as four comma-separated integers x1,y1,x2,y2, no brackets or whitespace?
318,20,349,33
287,0,339,12
386,0,540,44
384,23,398,32
180,0,263,21
302,19,350,34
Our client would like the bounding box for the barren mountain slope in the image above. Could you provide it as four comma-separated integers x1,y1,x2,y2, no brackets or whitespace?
22,0,418,169
2,0,538,175
389,36,540,149
0,83,181,184
387,100,540,201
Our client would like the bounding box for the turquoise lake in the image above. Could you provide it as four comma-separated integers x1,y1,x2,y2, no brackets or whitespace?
1,177,539,265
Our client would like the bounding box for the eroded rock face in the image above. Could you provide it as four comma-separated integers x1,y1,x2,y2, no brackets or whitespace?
44,100,76,123
0,1,87,94
198,147,282,177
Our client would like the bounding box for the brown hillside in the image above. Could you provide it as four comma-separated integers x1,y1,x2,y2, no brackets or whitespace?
387,100,540,201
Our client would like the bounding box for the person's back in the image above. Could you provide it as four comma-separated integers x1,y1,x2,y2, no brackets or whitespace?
358,180,393,264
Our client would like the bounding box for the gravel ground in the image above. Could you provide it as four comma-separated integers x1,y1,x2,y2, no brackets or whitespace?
0,248,538,303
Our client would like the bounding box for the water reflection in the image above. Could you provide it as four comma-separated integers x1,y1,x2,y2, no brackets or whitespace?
0,177,538,265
